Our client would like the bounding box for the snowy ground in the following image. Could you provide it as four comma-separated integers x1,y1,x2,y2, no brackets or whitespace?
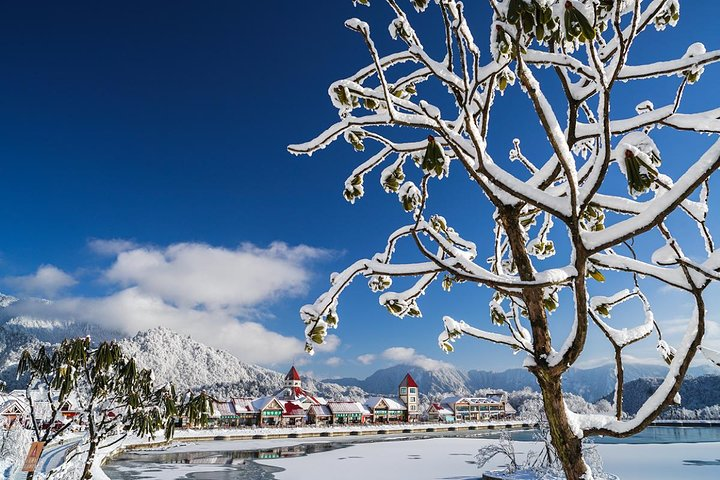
102,431,720,480
9,424,720,479
253,437,720,480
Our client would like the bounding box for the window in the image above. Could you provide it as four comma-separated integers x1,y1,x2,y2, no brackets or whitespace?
409,387,416,394
410,405,416,411
410,396,416,403
400,387,407,394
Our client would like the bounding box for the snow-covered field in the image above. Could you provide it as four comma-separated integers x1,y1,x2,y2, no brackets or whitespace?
252,437,720,480
101,430,720,480
8,424,720,480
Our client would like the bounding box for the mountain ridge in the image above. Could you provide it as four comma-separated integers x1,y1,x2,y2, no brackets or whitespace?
327,362,717,401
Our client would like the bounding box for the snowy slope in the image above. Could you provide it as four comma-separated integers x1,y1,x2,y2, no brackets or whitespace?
118,327,369,400
0,293,122,389
0,324,42,389
0,292,364,400
119,327,285,393
607,374,720,415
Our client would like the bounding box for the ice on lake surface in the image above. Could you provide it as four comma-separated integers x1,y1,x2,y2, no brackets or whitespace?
103,427,720,480
591,425,720,444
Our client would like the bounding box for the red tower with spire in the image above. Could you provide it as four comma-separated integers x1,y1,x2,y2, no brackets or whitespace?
285,366,302,389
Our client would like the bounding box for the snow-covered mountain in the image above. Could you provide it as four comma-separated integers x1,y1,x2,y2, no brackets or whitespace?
119,327,369,400
330,364,470,397
330,363,718,402
2,291,716,403
119,327,285,394
0,296,369,400
605,375,720,415
0,294,122,389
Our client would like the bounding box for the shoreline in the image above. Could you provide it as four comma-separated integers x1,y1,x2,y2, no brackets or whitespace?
92,420,720,479
115,419,537,453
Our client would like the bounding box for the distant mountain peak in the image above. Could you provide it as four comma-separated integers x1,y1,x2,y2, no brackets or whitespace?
0,293,19,308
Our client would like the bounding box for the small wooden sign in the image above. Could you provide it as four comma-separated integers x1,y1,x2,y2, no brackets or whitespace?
21,441,45,473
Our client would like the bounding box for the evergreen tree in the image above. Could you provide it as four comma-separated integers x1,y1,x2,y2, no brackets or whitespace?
17,337,213,479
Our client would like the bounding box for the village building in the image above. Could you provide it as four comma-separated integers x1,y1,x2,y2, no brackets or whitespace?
326,401,365,424
0,390,85,431
0,391,28,427
276,366,324,407
398,373,420,422
428,393,516,422
281,401,307,427
232,398,260,426
211,397,258,427
307,404,332,425
251,396,285,426
426,402,455,423
211,366,326,427
364,397,407,423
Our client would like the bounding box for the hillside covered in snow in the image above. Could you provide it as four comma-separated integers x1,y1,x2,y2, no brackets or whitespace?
0,293,121,389
0,295,368,400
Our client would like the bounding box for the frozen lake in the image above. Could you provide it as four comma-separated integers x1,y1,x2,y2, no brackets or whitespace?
103,427,720,480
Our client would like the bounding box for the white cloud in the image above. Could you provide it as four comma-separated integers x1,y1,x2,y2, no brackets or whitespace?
381,347,452,371
4,265,76,297
325,357,343,367
315,334,341,353
6,241,332,366
357,353,377,365
88,238,139,256
104,242,326,309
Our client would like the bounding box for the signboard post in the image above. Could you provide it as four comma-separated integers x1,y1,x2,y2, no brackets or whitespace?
21,441,45,473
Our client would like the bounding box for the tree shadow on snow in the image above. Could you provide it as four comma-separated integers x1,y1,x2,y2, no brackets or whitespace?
683,459,720,467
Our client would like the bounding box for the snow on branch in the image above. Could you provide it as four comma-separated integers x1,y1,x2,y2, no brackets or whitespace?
699,346,720,367
590,289,655,348
582,137,720,252
292,2,720,471
617,47,720,81
578,304,705,437
439,315,530,353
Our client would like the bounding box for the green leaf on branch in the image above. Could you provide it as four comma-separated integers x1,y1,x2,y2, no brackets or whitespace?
595,304,610,317
588,268,605,283
421,136,445,176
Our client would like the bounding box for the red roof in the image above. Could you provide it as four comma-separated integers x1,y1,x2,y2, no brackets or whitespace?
283,401,305,416
286,366,300,381
400,373,418,389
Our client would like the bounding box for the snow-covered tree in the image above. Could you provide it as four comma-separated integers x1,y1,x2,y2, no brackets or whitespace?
17,337,213,479
290,1,720,478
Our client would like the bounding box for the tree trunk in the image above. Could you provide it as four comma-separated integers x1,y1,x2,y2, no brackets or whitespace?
536,371,588,480
82,415,97,480
81,439,97,480
502,210,589,478
614,346,624,420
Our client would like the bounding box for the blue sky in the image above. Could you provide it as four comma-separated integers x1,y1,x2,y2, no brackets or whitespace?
1,1,720,380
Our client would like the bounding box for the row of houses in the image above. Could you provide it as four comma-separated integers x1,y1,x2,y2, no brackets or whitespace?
209,367,515,427
1,366,515,430
209,367,420,427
